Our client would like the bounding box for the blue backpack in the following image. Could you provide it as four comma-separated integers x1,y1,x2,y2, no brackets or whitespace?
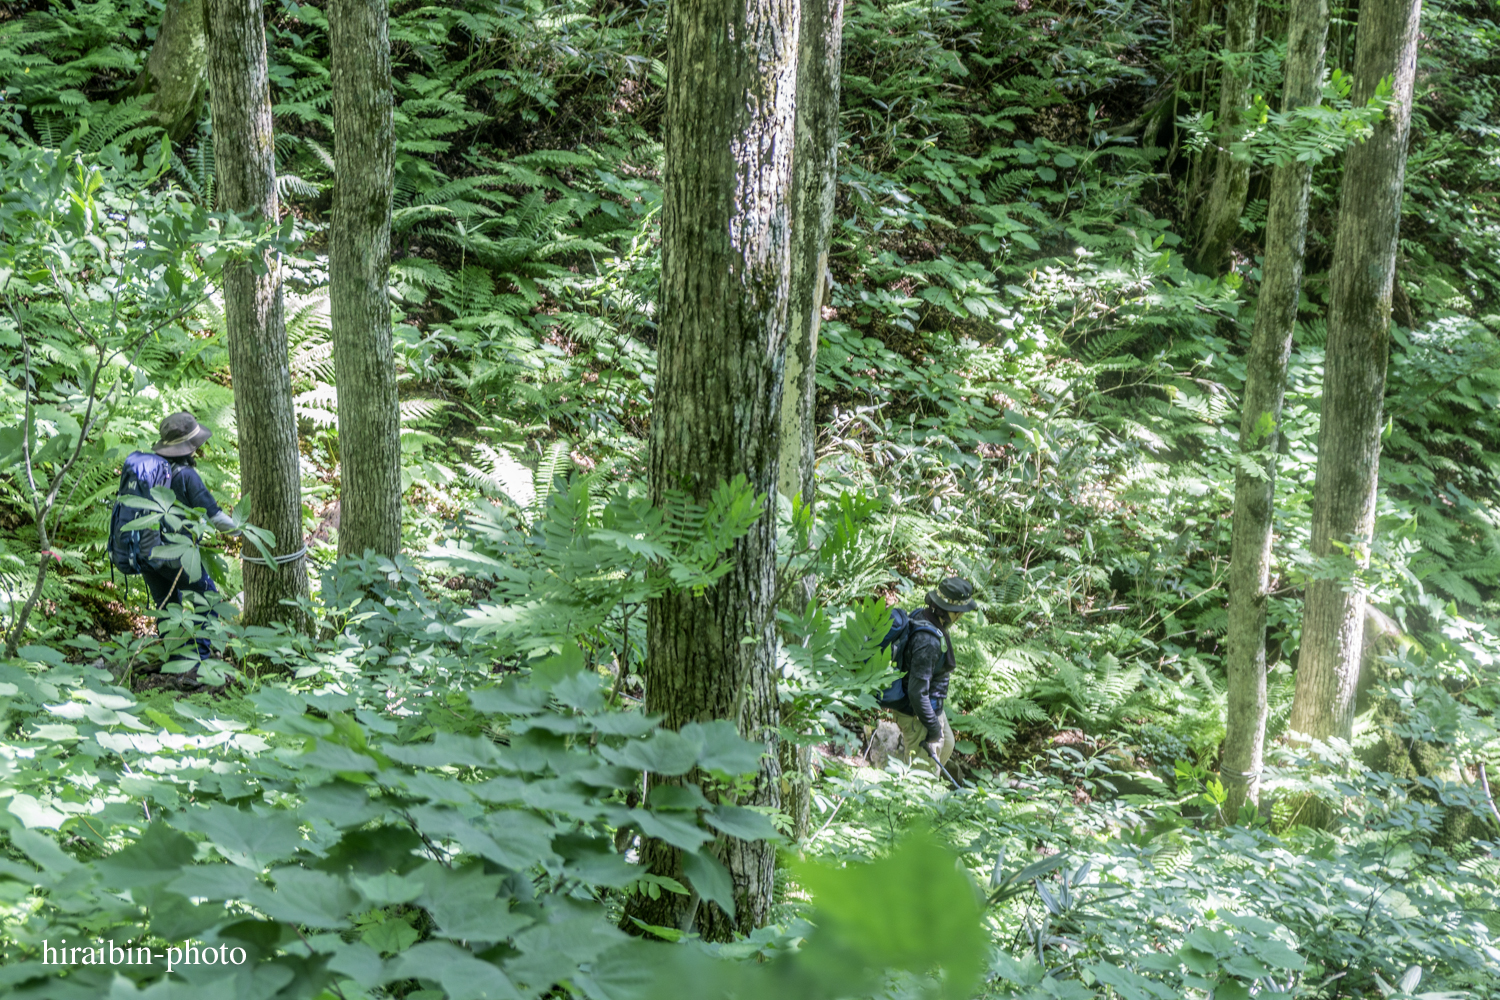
107,452,178,575
876,608,948,713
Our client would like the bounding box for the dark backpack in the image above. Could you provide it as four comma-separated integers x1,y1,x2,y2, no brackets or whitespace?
876,608,947,712
107,452,178,575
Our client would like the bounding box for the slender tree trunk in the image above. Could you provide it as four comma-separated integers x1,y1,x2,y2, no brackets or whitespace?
1287,0,1422,828
206,0,311,629
1221,0,1329,821
132,0,209,139
626,0,800,941
3,549,50,660
777,0,842,510
330,0,400,561
1193,0,1259,273
774,0,843,845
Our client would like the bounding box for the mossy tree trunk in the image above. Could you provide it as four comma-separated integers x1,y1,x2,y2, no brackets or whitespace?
133,0,209,139
775,0,844,845
625,0,799,940
206,0,311,629
330,0,400,561
1288,0,1423,828
1192,0,1259,273
1221,0,1329,821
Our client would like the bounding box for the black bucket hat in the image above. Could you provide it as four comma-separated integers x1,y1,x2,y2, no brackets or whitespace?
153,412,213,458
927,576,978,613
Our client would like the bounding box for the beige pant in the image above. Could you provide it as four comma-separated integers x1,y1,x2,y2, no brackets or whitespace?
894,710,954,777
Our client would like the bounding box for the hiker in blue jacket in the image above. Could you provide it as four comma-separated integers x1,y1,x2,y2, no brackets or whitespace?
134,412,237,657
893,577,977,777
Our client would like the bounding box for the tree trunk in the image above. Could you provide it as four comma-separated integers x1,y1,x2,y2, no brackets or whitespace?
206,0,311,630
626,0,800,941
1221,0,1329,821
774,0,843,846
133,0,209,139
777,0,842,509
1287,0,1422,827
1193,0,1259,273
330,0,401,561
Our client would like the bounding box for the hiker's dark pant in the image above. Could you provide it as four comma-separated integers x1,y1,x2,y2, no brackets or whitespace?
140,565,218,660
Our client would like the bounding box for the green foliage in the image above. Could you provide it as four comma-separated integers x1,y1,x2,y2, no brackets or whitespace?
1177,68,1392,167
809,746,1500,1000
0,527,998,998
0,640,732,996
432,474,764,662
0,139,234,639
2,0,1500,997
0,0,155,149
792,827,988,999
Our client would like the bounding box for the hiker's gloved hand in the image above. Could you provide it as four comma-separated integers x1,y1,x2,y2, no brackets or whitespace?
923,740,944,762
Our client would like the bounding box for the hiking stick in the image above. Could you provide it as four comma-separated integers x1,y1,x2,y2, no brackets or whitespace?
927,746,963,790
157,567,184,610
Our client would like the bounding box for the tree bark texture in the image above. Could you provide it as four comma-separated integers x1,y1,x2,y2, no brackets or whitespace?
628,0,800,940
133,0,209,139
330,0,401,561
1193,0,1259,273
207,0,311,629
1221,0,1329,820
776,0,842,508
774,0,843,845
1288,0,1422,823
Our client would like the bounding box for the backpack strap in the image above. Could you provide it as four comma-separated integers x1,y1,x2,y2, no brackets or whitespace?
894,618,945,674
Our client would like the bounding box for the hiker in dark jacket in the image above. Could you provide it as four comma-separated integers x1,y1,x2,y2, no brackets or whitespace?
894,576,977,777
136,412,237,657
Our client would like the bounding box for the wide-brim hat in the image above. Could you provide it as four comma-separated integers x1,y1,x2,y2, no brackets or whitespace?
927,576,978,613
153,412,213,458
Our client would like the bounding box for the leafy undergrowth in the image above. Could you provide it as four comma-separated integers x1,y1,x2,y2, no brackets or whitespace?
2,0,1500,995
1,503,1497,999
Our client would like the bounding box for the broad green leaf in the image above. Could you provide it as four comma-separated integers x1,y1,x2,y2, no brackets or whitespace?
645,784,711,811
598,729,698,775
98,824,196,888
680,720,764,775
627,809,712,852
327,941,388,988
1184,927,1234,957
168,864,259,901
1253,937,1307,971
410,805,558,870
362,918,421,956
469,682,552,716
416,862,534,943
681,848,736,921
509,913,627,991
300,739,380,773
1216,980,1252,1000
353,872,425,905
392,942,523,999
247,868,360,928
6,794,68,830
172,804,302,870
792,827,986,999
1088,961,1175,1000
10,828,78,874
299,780,382,828
703,804,781,842
383,731,507,769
